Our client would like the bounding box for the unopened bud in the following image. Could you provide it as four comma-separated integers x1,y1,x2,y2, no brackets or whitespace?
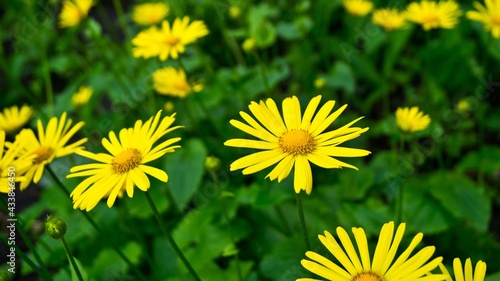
205,156,221,171
45,216,67,239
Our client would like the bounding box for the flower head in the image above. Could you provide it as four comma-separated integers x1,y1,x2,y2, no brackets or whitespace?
343,0,374,17
372,9,407,31
314,77,327,89
153,67,202,98
0,105,34,133
299,221,446,281
224,95,370,194
467,0,500,38
59,0,93,28
132,16,209,61
405,0,462,30
396,107,431,133
242,37,256,52
229,6,241,19
439,258,487,281
67,110,182,211
17,112,87,190
132,2,169,25
0,130,36,193
72,86,93,107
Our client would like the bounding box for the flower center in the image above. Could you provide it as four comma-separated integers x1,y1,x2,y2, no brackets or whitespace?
34,146,55,164
112,148,142,174
164,35,181,46
492,16,500,25
279,130,316,156
352,272,385,281
422,14,439,25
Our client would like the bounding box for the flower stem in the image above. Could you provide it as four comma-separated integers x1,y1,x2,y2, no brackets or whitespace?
295,192,310,251
60,237,84,281
144,192,202,281
111,0,130,41
396,135,405,224
41,44,54,115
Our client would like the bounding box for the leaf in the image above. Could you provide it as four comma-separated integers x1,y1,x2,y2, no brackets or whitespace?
90,242,141,279
67,255,88,281
123,181,170,219
336,169,374,200
260,235,310,280
325,61,355,94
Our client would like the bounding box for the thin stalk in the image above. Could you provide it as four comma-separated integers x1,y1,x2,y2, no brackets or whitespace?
396,135,405,224
295,192,310,251
144,192,202,281
41,45,54,115
61,237,84,281
111,0,131,40
218,19,245,66
252,51,271,95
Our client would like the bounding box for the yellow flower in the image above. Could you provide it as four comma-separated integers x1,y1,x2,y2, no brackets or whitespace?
396,107,431,133
440,258,487,281
67,110,182,211
59,0,93,28
314,77,327,89
343,0,374,17
17,112,87,190
467,0,500,38
372,8,407,31
224,95,370,194
405,0,462,30
242,37,256,52
298,221,447,281
152,67,203,98
229,6,241,19
71,86,93,106
0,131,36,193
132,17,209,61
132,2,169,25
0,105,35,133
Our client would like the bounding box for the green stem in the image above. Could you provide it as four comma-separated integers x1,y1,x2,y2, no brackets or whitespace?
111,0,130,41
144,192,202,281
295,192,310,251
218,20,245,66
46,166,147,281
41,45,54,115
252,51,271,95
61,237,84,281
274,205,292,236
396,135,405,224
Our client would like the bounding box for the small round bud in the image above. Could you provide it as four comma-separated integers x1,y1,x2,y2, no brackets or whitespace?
229,6,241,19
205,156,221,172
45,216,67,239
164,101,175,113
314,77,326,89
242,38,256,53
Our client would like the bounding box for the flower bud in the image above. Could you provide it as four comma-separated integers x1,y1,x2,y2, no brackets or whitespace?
242,38,256,53
205,156,221,171
45,216,67,240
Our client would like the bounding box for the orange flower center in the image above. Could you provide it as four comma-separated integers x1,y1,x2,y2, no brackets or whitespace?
164,35,181,46
352,272,385,281
174,80,190,92
279,130,316,156
34,146,55,164
492,16,500,25
112,148,142,173
422,14,439,25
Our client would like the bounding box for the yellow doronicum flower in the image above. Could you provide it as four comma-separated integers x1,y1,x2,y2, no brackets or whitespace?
0,130,36,193
72,86,93,106
132,17,209,61
396,107,431,133
314,77,327,89
67,110,182,211
0,105,34,133
59,0,93,28
440,258,487,281
343,0,374,17
298,222,447,281
229,6,241,19
17,112,87,190
467,0,500,38
224,95,370,195
242,37,256,52
152,67,203,98
132,2,169,25
372,8,407,31
405,0,462,30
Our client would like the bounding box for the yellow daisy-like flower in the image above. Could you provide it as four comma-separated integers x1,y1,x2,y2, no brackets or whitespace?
0,131,36,193
298,221,447,281
71,86,93,107
0,105,35,133
59,0,93,28
17,112,87,190
67,110,182,211
343,0,374,17
132,2,169,25
439,258,487,281
132,16,209,61
224,95,370,194
372,9,407,31
405,0,462,30
396,107,431,133
467,0,500,38
152,67,203,98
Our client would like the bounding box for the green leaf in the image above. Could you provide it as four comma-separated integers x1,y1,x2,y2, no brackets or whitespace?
260,235,310,280
456,146,500,175
251,20,277,48
90,242,141,279
123,182,170,219
67,255,88,281
325,61,355,94
336,169,374,200
165,138,207,210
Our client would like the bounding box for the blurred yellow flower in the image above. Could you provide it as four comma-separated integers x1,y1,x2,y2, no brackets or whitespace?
440,258,487,281
396,107,431,133
152,67,203,98
242,37,256,52
314,77,327,89
372,8,407,31
343,0,373,16
17,112,87,190
59,0,93,28
405,0,462,30
132,2,169,25
132,17,209,61
224,95,370,195
0,105,34,133
67,110,182,211
229,6,241,19
72,86,93,106
0,130,36,193
467,0,500,38
298,222,446,281
456,99,471,113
